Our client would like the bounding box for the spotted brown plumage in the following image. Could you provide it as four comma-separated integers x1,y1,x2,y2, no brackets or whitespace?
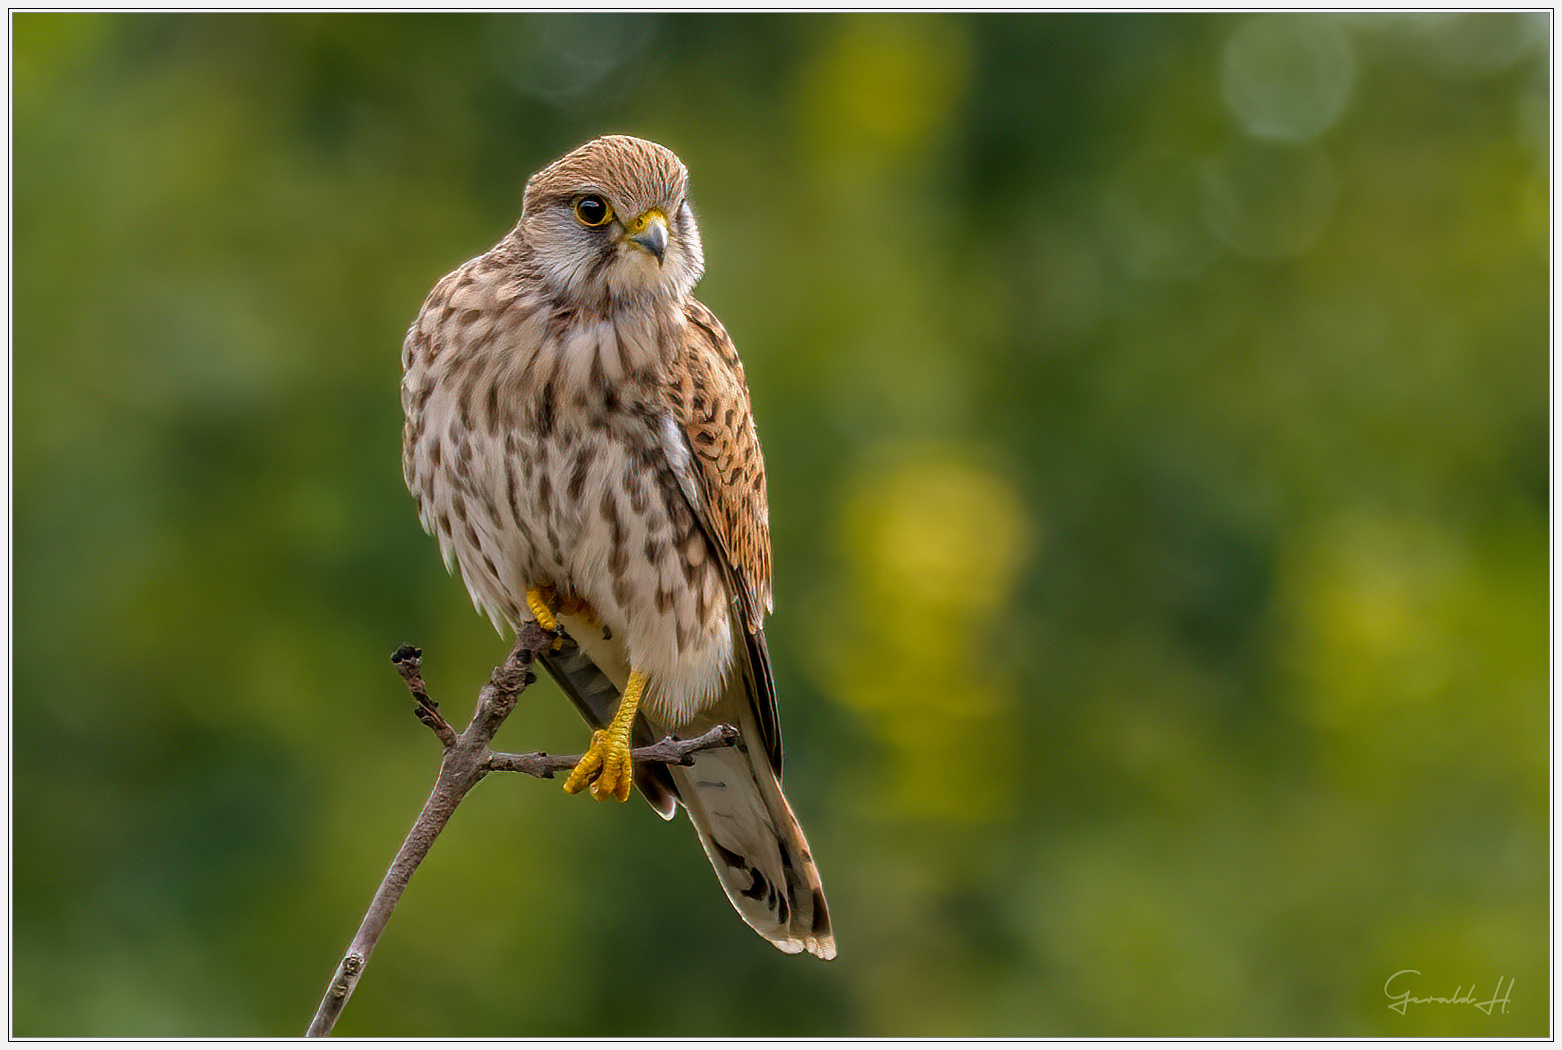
400,135,833,959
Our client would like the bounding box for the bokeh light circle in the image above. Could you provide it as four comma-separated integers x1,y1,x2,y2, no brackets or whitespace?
1222,14,1356,143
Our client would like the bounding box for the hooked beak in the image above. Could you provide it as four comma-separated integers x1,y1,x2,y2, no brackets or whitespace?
623,209,668,265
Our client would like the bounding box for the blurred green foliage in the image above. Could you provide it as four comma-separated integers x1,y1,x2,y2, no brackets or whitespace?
11,11,1549,1037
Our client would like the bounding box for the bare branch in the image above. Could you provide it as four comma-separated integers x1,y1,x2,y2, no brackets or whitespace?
470,639,540,741
305,741,477,1037
391,644,456,747
485,723,740,778
305,624,737,1037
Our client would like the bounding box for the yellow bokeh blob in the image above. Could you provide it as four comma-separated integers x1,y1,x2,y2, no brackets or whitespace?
795,13,972,173
814,446,1035,821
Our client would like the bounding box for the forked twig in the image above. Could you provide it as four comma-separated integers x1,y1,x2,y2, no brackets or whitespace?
305,623,737,1037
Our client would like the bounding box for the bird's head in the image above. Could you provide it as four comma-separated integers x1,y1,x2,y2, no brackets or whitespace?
518,135,705,307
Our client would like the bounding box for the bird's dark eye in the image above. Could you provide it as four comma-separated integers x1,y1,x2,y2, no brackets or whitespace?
573,194,613,228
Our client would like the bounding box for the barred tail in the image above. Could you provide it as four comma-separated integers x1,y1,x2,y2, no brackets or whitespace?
660,685,835,959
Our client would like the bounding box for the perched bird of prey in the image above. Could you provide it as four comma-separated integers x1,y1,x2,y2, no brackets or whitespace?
401,135,834,959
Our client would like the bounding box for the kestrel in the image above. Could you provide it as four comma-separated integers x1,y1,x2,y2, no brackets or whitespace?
401,135,834,959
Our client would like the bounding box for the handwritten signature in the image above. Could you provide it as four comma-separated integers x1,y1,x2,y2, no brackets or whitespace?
1384,970,1513,1015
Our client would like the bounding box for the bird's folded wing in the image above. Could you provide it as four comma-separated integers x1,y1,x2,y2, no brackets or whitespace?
661,297,781,774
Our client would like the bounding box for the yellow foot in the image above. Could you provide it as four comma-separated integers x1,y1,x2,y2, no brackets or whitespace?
525,585,565,649
562,669,647,803
562,728,634,802
526,585,602,649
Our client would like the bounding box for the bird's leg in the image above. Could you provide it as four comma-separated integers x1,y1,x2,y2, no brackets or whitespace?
563,669,647,802
525,584,560,631
525,585,566,649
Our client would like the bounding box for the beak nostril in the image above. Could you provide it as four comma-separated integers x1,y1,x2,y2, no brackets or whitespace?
626,212,669,266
